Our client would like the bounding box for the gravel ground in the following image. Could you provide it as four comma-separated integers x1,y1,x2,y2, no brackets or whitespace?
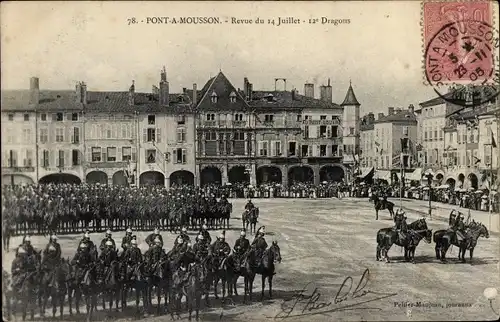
2,198,499,321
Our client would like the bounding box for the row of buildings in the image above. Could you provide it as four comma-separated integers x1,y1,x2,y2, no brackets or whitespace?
1,70,360,187
358,87,500,191
2,70,499,190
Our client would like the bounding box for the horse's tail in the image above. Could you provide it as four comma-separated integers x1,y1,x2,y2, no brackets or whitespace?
376,231,384,245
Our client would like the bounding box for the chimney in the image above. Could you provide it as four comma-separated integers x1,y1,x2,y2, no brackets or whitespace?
128,80,135,106
320,85,327,102
304,83,314,98
388,107,395,115
75,82,82,103
159,67,169,106
369,112,375,123
192,83,197,107
29,77,40,106
182,87,187,94
378,112,384,120
291,88,296,100
81,82,87,105
243,77,249,99
248,83,253,101
152,85,159,95
325,78,332,103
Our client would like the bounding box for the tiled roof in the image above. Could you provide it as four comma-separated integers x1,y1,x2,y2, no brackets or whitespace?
249,91,341,109
195,72,249,111
1,90,194,113
341,83,360,106
375,110,417,124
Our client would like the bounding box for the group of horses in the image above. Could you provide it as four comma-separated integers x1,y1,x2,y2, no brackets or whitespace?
3,239,282,322
376,211,490,264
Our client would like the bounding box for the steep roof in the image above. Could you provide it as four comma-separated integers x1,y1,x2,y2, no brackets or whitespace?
375,109,417,125
1,89,194,113
341,83,360,106
249,91,341,110
195,72,249,111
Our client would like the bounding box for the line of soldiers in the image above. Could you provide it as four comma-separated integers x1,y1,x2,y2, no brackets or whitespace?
11,223,270,292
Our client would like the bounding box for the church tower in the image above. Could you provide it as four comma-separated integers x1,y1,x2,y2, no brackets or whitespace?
341,81,361,174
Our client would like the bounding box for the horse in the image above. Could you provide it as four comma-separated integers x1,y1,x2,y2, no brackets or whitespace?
376,218,431,263
97,259,121,312
120,261,148,315
370,195,395,220
433,222,489,263
145,256,172,315
211,252,232,301
242,208,259,234
11,251,41,321
219,202,232,230
69,262,98,321
39,258,71,319
241,241,282,303
185,263,207,321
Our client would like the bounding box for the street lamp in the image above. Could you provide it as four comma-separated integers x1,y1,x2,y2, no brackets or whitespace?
425,172,434,220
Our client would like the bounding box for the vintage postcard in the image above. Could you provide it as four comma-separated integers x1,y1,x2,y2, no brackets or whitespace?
1,1,499,321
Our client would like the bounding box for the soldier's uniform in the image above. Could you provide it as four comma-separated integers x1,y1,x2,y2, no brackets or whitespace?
145,228,163,247
79,232,96,256
98,240,118,282
233,230,250,267
11,247,37,289
71,243,94,284
453,216,468,245
16,236,35,257
42,235,61,270
192,235,209,263
99,230,117,251
121,228,133,251
251,230,268,266
145,238,165,275
195,225,211,244
245,200,255,211
177,227,190,245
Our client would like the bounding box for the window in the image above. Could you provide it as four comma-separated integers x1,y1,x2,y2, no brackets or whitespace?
332,126,338,137
23,129,31,143
147,128,156,142
107,147,116,162
72,127,80,143
58,150,65,167
230,91,236,103
177,128,186,142
275,141,282,156
72,150,80,166
71,113,78,121
55,128,64,142
148,115,155,125
24,150,33,167
91,147,101,162
304,126,309,138
259,141,268,156
122,147,132,161
8,114,14,121
24,114,30,121
211,91,218,103
264,115,274,122
288,142,296,156
296,115,302,122
332,145,339,156
8,150,17,167
234,113,243,121
55,113,63,121
206,113,215,121
175,148,187,164
439,130,443,141
305,115,310,120
320,145,327,156
319,125,327,137
177,115,186,125
302,145,309,157
349,127,354,135
146,149,156,163
106,125,112,139
320,115,327,120
42,150,49,167
41,113,47,121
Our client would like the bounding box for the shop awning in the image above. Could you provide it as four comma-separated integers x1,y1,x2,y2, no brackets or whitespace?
374,170,391,181
407,168,423,181
357,167,374,179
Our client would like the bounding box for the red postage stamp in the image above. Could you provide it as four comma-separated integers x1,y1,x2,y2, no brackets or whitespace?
422,0,497,85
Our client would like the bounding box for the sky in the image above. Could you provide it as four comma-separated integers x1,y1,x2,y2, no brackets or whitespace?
1,1,439,115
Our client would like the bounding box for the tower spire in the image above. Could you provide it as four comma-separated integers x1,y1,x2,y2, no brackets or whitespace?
341,81,360,106
161,66,167,82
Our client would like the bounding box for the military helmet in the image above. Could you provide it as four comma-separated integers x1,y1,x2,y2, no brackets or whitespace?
106,229,112,236
198,234,204,240
177,237,184,244
126,228,132,234
202,224,208,230
181,227,187,233
219,233,225,239
24,236,31,243
51,234,58,240
240,230,246,237
79,243,87,249
105,240,113,246
154,228,159,234
84,232,90,239
154,237,161,245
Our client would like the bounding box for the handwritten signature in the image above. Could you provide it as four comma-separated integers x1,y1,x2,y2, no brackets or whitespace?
274,268,397,319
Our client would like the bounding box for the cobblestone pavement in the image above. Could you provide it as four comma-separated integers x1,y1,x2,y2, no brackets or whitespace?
3,198,499,321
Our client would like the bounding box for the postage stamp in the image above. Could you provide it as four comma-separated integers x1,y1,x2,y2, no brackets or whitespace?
422,0,500,106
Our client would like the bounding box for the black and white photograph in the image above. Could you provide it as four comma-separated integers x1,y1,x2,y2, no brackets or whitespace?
1,1,499,321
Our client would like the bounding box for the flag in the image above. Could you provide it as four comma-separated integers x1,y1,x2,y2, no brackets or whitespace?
492,131,497,148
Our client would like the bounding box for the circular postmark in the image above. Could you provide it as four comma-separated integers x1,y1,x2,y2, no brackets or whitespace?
424,19,500,107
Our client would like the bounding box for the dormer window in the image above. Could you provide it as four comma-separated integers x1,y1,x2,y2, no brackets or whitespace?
230,91,237,103
211,90,218,103
206,113,215,121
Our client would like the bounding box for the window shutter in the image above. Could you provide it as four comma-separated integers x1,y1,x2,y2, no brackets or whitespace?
117,147,122,161
102,148,107,162
50,150,55,167
258,141,262,156
156,128,161,143
131,147,137,162
270,141,275,156
309,145,313,156
327,126,332,138
65,150,70,167
182,149,187,163
71,128,75,143
316,126,320,138
87,148,92,163
172,149,177,163
143,128,147,142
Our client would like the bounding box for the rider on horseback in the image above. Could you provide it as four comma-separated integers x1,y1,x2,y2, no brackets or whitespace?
41,235,61,273
78,231,96,253
97,240,117,283
251,227,268,267
245,199,255,211
122,238,142,281
233,229,250,267
196,224,212,244
146,227,163,247
11,246,37,289
99,230,116,251
71,242,94,284
17,235,34,256
452,215,471,247
176,227,190,246
394,211,408,241
121,228,133,251
211,232,231,257
193,234,209,263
